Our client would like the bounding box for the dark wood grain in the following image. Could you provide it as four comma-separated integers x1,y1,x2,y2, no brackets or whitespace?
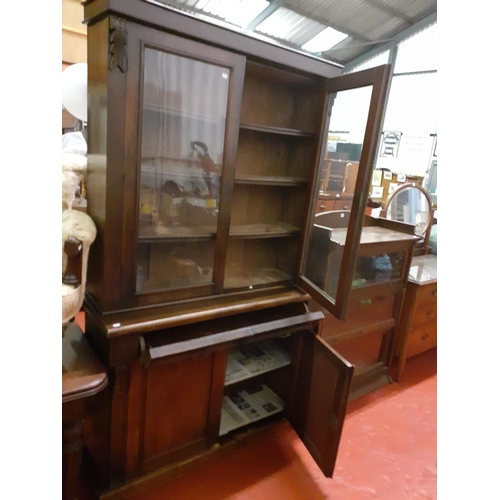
80,2,401,494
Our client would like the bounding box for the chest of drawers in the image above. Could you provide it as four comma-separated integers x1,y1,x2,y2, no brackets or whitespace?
394,255,437,380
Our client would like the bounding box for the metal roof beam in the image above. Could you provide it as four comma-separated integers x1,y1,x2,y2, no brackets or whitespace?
243,0,285,31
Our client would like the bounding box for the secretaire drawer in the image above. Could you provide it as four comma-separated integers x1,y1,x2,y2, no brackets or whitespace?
405,322,437,358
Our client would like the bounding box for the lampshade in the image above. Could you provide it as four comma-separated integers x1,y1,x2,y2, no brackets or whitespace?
62,63,88,122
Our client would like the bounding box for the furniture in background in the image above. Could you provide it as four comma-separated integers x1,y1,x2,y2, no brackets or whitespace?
316,160,359,213
393,254,437,381
381,183,434,256
309,211,421,398
81,0,392,493
62,322,107,500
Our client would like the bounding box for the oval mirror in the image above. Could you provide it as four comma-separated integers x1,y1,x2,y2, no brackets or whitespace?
383,183,433,237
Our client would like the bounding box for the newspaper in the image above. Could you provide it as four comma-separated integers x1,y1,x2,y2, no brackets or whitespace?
224,340,291,385
219,384,285,435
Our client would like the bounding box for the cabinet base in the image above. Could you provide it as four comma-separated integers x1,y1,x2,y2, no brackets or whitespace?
93,419,287,500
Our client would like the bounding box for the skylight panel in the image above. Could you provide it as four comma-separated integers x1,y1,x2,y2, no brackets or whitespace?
301,27,348,53
255,7,314,41
195,0,270,28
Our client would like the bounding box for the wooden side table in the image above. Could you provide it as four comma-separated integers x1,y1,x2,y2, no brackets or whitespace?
394,255,437,381
63,322,108,500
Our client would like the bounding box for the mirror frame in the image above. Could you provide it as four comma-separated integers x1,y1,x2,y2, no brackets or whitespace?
381,183,434,252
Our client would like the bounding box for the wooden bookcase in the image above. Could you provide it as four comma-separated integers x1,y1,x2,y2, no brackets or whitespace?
80,0,398,493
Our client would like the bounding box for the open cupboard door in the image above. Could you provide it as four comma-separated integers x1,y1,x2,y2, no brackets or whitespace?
287,331,354,477
298,65,391,320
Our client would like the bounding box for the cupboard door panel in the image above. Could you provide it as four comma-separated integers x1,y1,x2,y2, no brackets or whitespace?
288,332,354,477
142,353,216,461
120,23,245,307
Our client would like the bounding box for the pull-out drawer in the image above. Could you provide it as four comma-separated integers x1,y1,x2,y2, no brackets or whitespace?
320,288,401,337
404,321,437,358
414,283,438,306
316,199,335,213
412,301,437,327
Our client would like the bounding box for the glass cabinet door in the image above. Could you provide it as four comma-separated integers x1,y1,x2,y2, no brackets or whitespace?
128,29,245,299
299,65,391,320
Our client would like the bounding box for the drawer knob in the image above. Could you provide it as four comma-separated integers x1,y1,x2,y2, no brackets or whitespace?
421,333,429,340
431,288,437,296
320,205,325,209
426,309,435,317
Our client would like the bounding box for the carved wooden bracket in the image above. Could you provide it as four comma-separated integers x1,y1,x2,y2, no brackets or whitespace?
109,17,128,73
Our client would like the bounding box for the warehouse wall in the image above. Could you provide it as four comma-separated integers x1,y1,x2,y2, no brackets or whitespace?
62,0,87,65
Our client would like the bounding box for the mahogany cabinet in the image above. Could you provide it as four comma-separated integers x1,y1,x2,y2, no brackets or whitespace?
81,0,393,493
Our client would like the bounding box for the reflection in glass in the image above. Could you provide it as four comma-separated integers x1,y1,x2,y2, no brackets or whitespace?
136,48,230,292
304,85,373,300
353,252,404,287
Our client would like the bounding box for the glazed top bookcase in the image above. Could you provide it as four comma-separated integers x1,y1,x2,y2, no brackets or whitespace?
84,0,391,323
81,0,398,491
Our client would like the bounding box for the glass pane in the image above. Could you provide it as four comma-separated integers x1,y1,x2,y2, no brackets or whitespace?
303,85,373,301
136,47,230,292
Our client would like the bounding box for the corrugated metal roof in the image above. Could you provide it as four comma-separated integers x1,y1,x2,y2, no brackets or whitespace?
154,0,437,65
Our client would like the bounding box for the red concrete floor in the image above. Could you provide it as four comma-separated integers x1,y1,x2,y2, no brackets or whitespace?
105,347,436,500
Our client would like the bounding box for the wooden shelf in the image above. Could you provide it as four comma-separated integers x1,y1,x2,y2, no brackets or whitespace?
234,175,307,186
240,122,315,138
224,340,291,386
139,225,217,242
138,223,299,242
143,101,226,124
224,269,293,289
219,384,285,436
229,223,300,239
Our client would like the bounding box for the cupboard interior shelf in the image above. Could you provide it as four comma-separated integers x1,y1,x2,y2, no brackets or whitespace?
239,122,315,138
234,175,308,186
229,223,300,239
140,165,221,178
139,225,216,241
138,222,300,241
219,384,285,436
224,269,293,289
224,339,291,386
143,101,226,124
